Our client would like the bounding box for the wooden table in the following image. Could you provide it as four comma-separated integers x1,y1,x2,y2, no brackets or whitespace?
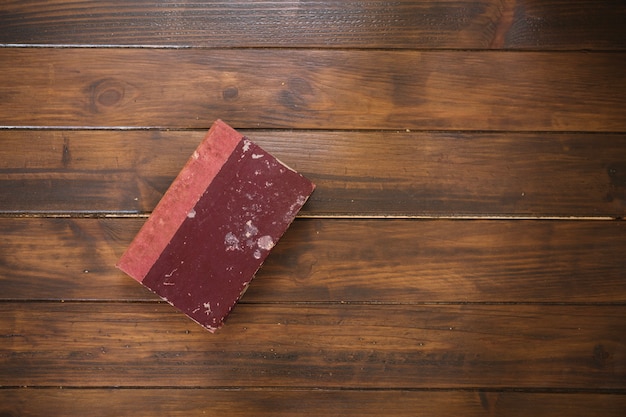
1,1,625,415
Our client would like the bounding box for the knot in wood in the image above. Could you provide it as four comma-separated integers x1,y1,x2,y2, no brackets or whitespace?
87,78,131,113
222,86,239,101
279,77,314,111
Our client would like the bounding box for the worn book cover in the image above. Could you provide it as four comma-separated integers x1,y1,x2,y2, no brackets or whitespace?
117,120,315,332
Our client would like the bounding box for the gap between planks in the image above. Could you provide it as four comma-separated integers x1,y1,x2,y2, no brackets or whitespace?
1,386,626,394
4,44,626,53
0,212,618,221
3,126,626,135
2,300,625,307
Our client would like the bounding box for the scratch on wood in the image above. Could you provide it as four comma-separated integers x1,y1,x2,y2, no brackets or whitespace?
61,136,71,167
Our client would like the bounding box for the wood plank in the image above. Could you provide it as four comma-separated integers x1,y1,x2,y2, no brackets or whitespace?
1,389,625,417
1,1,625,50
2,130,625,217
1,218,625,303
1,49,624,131
1,302,624,388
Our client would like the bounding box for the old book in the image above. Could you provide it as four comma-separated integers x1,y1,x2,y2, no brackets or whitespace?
117,120,315,332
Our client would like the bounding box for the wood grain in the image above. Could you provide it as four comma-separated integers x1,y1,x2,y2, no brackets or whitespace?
2,130,625,217
1,218,624,303
1,48,624,130
1,302,624,389
2,1,625,50
1,389,625,417
2,1,626,413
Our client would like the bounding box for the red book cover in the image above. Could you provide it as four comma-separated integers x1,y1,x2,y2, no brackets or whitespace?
117,120,315,332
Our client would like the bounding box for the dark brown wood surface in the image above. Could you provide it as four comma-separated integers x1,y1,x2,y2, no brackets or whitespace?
3,302,625,388
1,49,624,130
1,130,625,217
3,390,625,417
2,218,625,303
1,1,625,415
2,0,625,50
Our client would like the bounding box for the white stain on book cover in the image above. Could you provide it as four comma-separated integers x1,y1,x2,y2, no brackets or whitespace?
257,235,274,250
244,220,258,238
224,232,241,251
284,195,307,222
224,218,275,259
